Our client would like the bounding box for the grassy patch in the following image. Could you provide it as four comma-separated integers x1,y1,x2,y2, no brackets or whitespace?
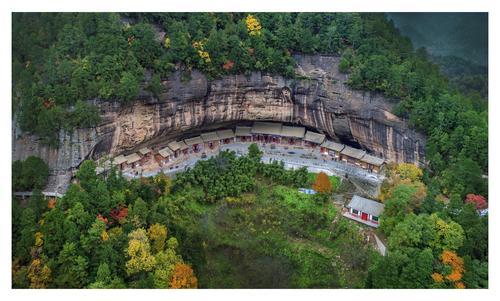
165,179,375,288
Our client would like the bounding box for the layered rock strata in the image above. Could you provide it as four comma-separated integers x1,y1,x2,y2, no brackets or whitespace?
12,55,426,192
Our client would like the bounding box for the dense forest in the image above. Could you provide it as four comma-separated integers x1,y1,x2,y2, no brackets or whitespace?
13,147,351,288
12,13,488,288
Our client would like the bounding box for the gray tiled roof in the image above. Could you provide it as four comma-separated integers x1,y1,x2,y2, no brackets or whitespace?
139,147,152,155
360,154,385,166
251,122,283,136
112,155,127,165
280,126,306,138
201,131,219,142
347,195,385,217
167,141,182,151
304,131,326,144
184,136,204,146
158,147,173,157
341,146,366,159
320,140,345,152
235,126,252,136
217,129,235,139
124,153,141,164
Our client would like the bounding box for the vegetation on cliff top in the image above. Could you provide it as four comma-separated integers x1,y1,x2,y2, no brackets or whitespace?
13,11,487,207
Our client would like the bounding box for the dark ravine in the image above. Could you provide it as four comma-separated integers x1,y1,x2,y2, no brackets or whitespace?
12,55,426,193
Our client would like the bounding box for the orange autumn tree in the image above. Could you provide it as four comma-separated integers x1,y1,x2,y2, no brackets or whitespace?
27,259,52,288
47,198,57,209
169,263,198,289
312,172,333,194
432,250,466,289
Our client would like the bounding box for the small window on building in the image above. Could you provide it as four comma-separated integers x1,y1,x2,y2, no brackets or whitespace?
351,209,359,215
371,216,379,222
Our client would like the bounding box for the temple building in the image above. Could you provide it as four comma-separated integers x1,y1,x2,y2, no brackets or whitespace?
138,147,152,165
320,140,345,160
112,154,128,170
124,153,141,169
251,122,283,143
178,141,190,155
156,146,174,166
344,195,385,228
217,129,236,144
201,131,220,150
359,154,385,173
340,146,366,166
167,141,182,157
184,136,204,153
105,121,386,177
235,126,253,142
280,125,306,145
303,130,326,148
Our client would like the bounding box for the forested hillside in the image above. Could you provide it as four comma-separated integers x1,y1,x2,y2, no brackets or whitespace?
12,13,488,288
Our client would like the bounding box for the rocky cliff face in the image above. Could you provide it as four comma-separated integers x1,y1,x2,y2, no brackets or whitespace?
12,55,426,192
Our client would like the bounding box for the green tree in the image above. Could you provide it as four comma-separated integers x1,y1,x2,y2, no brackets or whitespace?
429,214,465,253
455,204,488,261
39,206,66,258
147,73,162,98
380,184,417,235
87,262,111,288
152,238,183,288
36,107,64,146
129,198,149,228
18,156,49,191
12,160,24,191
368,249,434,288
117,71,140,102
70,100,100,129
54,242,89,288
15,208,37,262
76,160,97,192
248,143,262,162
128,23,162,69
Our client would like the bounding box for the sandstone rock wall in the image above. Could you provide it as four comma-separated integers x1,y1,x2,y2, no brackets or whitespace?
12,55,426,192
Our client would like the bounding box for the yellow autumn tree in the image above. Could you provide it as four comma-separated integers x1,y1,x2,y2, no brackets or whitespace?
379,163,425,202
245,14,262,36
101,230,109,241
148,223,168,254
169,263,198,288
312,172,333,194
394,163,423,182
125,228,156,275
192,40,211,63
34,232,43,247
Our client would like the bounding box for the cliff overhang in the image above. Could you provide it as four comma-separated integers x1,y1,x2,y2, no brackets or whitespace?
12,54,426,193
